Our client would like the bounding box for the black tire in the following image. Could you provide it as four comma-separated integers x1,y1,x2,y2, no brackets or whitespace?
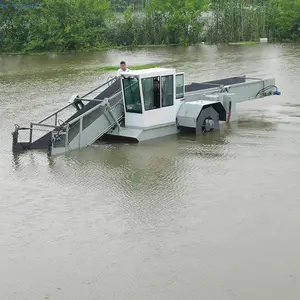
202,117,215,133
196,105,220,134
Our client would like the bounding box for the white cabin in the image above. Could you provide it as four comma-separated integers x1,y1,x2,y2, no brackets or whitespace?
120,68,185,128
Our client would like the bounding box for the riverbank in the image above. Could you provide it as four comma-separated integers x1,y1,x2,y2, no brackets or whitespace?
0,41,263,57
2,40,298,57
0,43,189,56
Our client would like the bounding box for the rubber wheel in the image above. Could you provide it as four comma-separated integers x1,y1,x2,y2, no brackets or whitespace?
202,117,215,133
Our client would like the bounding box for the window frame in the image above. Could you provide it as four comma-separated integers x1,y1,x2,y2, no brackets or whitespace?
141,76,161,111
175,73,185,100
121,76,143,114
161,75,174,108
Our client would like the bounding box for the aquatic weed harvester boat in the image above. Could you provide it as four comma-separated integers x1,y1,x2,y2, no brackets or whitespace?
12,68,281,156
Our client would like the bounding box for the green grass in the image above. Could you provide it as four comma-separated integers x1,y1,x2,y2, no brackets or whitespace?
95,62,176,72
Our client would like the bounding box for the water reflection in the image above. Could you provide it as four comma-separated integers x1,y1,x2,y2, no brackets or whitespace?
237,118,277,131
68,141,182,191
11,149,52,172
43,143,185,225
176,131,229,160
12,152,21,170
10,117,276,172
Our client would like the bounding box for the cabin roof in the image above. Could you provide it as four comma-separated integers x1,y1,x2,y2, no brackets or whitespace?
123,67,176,78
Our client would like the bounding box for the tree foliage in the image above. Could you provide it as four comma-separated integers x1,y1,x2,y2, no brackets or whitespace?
266,0,300,41
145,0,209,44
0,0,299,53
0,0,112,51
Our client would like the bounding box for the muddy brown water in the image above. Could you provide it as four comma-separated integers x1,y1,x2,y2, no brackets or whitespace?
1,44,300,300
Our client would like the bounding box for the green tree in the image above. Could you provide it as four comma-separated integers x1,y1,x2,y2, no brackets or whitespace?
266,0,300,41
146,0,209,44
0,0,112,52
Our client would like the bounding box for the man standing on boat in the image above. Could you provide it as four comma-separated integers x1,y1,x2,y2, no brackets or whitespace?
117,61,131,76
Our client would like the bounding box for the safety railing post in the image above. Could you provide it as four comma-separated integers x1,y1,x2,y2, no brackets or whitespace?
107,103,121,132
79,117,83,148
65,124,69,149
29,123,33,144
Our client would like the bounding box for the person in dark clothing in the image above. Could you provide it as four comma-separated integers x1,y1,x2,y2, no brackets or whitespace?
153,78,160,109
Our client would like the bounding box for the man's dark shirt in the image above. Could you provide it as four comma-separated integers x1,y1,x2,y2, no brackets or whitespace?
153,87,160,108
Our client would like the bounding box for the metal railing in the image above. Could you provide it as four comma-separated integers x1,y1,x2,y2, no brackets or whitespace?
24,76,119,146
37,76,118,126
184,76,265,96
81,76,118,98
53,90,124,150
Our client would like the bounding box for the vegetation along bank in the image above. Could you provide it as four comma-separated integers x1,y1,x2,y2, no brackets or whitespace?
0,0,299,53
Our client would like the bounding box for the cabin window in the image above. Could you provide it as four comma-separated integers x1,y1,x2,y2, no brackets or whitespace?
176,74,184,99
162,75,174,107
122,77,142,113
141,77,161,110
